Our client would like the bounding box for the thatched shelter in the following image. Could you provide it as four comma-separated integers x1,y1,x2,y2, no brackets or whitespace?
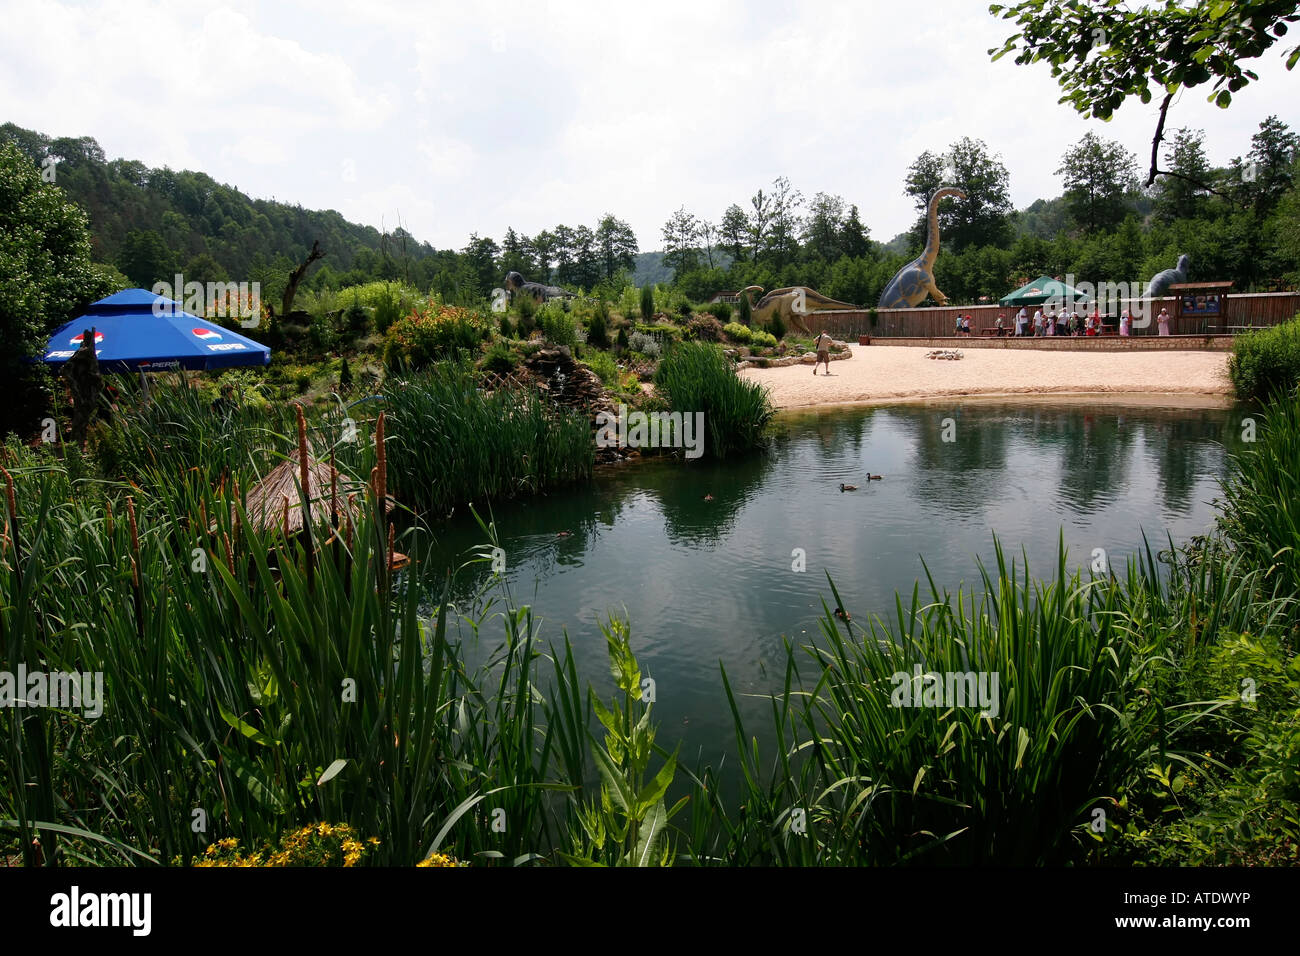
211,406,404,571
240,441,359,537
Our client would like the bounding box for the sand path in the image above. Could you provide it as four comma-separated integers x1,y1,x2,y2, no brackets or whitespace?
739,346,1234,410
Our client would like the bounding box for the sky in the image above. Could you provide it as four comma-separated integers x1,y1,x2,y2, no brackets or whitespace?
2,0,1296,253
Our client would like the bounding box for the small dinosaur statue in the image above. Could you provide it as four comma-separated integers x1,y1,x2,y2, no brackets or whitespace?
877,187,967,309
1144,254,1190,298
747,286,858,336
504,271,577,302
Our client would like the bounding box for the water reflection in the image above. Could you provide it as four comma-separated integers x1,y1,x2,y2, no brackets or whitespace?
416,397,1244,770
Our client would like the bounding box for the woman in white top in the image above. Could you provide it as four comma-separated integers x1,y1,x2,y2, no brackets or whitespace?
1033,309,1044,336
1157,308,1171,336
1119,309,1132,336
1016,307,1028,335
1045,309,1056,335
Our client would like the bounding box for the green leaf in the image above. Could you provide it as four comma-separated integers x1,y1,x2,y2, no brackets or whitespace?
636,750,678,813
218,703,277,748
1015,726,1031,769
592,745,635,815
634,799,668,867
316,758,348,786
1215,90,1232,107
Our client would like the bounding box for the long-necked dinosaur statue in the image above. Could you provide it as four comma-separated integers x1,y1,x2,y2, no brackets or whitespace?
745,285,859,336
878,186,966,309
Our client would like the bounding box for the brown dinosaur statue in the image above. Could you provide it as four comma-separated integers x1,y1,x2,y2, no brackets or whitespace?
877,186,966,308
746,285,858,336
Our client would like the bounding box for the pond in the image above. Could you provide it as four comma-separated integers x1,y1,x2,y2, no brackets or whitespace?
416,395,1246,772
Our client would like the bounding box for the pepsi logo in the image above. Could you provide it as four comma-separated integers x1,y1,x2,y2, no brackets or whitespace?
192,328,223,341
70,331,104,345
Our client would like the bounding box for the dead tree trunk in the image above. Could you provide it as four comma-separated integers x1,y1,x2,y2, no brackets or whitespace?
280,240,325,318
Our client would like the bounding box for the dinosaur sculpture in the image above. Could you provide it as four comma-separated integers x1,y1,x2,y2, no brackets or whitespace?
504,271,577,302
877,187,966,309
1144,254,1190,298
746,286,858,336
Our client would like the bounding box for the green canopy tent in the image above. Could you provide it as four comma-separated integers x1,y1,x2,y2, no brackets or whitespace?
999,276,1092,308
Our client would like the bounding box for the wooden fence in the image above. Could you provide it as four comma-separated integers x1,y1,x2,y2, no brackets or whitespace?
799,291,1300,339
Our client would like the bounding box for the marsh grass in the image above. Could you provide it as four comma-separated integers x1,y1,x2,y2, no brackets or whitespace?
382,361,592,517
653,341,774,458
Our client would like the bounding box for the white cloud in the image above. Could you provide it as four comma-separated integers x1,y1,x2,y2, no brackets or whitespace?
2,0,1296,253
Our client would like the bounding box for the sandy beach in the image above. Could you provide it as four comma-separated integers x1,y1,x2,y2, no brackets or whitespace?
739,346,1234,410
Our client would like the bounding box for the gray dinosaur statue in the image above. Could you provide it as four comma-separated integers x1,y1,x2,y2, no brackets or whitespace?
878,187,967,308
1144,254,1191,298
504,271,577,302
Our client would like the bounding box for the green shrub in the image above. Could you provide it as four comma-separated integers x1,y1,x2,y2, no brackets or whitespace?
499,313,514,338
640,285,654,322
750,330,778,348
481,341,517,375
383,304,489,370
653,341,773,458
723,321,753,343
588,304,609,348
583,349,619,386
538,302,579,349
738,292,752,325
706,302,732,322
767,311,786,340
339,357,353,388
344,296,371,337
1228,316,1300,403
616,326,629,353
685,314,724,342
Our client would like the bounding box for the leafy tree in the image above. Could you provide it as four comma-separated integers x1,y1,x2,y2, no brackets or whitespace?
531,229,557,282
661,206,701,277
500,227,535,279
989,0,1300,186
719,204,749,263
595,213,638,280
0,141,115,435
763,176,804,268
1154,128,1213,223
551,225,576,285
1055,132,1140,233
567,225,600,289
461,233,501,298
840,204,873,260
906,139,1013,251
802,192,846,261
1239,115,1300,215
116,228,179,287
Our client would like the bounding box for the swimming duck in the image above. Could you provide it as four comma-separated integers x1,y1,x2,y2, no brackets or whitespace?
556,530,572,538
840,483,857,491
866,473,883,480
834,607,852,622
703,493,714,501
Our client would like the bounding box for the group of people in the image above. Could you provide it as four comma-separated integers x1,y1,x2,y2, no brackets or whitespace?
985,306,1175,337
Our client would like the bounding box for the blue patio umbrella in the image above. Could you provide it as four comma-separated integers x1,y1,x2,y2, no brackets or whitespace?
42,288,270,373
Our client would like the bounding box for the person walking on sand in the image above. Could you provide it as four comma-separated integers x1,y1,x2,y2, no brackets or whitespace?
1016,307,1028,336
813,330,832,375
1033,308,1044,336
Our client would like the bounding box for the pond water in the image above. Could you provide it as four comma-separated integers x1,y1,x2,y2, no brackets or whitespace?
416,395,1245,771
